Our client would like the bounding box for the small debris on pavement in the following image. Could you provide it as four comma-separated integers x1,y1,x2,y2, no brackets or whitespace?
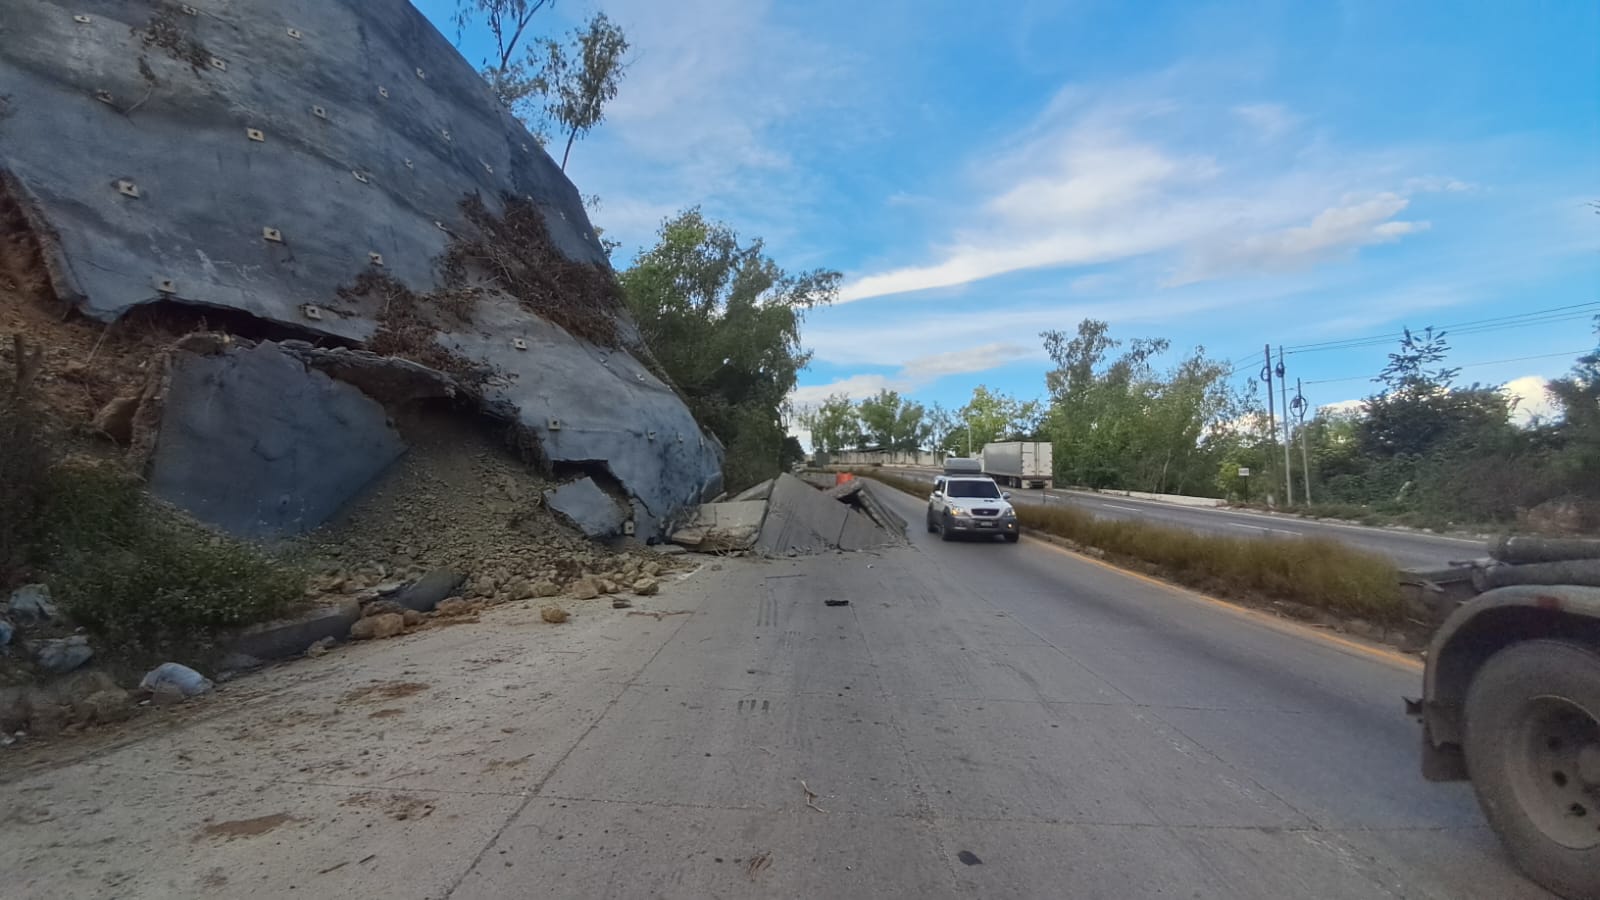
746,850,773,879
823,599,850,607
612,598,633,609
957,850,984,866
541,606,570,624
800,780,827,813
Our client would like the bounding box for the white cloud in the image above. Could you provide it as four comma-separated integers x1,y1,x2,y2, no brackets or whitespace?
1174,193,1430,285
1503,375,1559,424
1315,378,1562,427
563,0,853,251
789,373,900,407
837,122,1213,302
898,343,1034,380
1405,175,1476,194
1318,399,1366,417
834,89,1435,304
1232,103,1298,139
789,343,1037,409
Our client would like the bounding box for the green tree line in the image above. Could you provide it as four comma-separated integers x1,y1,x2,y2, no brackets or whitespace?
790,314,1598,530
620,210,839,492
797,385,1041,458
1269,320,1600,527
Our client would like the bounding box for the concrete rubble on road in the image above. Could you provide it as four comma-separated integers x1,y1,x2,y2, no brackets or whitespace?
670,474,902,557
670,500,768,552
730,478,776,502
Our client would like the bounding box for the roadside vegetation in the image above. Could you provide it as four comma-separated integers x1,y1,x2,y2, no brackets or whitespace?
804,315,1600,533
1,338,304,670
621,210,839,492
861,470,1403,623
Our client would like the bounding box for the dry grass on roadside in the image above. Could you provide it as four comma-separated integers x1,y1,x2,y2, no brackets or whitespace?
857,470,1402,622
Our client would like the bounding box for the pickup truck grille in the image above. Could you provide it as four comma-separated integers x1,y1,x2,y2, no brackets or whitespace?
972,508,1000,517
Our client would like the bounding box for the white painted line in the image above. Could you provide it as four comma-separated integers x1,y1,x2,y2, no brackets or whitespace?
1104,504,1142,513
1226,522,1285,533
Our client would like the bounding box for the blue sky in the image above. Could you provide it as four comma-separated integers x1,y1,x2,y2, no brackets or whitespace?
419,0,1599,427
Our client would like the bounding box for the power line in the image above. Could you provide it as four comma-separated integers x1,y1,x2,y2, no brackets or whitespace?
1288,312,1600,356
1286,300,1600,351
1284,301,1600,355
1305,344,1593,384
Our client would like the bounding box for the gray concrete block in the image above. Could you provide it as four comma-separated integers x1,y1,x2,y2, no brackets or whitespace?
148,342,406,538
731,479,775,502
756,474,891,556
838,511,889,552
544,477,629,538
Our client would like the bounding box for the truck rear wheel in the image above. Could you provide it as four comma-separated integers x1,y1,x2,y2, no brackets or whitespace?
1463,639,1600,899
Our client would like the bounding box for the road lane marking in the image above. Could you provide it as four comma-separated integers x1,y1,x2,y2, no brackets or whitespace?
1104,504,1142,513
1019,534,1423,673
1226,522,1287,534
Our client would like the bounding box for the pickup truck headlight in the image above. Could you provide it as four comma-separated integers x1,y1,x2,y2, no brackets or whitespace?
948,506,969,517
1001,509,1017,519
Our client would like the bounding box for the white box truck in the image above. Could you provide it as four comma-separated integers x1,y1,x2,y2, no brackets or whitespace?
981,441,1053,489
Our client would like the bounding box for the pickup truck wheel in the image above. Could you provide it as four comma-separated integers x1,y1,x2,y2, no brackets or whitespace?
939,513,956,542
1463,639,1600,900
926,513,937,534
1004,533,1019,543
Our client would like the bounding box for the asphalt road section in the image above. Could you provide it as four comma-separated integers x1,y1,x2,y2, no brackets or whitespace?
883,466,1479,569
0,483,1549,899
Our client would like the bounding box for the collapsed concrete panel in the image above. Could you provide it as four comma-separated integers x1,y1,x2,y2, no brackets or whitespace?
731,479,776,502
756,475,892,556
147,342,406,538
0,0,722,539
670,501,768,551
544,477,628,539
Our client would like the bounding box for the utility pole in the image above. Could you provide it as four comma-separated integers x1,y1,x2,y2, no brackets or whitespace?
1277,346,1293,506
1293,378,1313,505
1260,345,1278,507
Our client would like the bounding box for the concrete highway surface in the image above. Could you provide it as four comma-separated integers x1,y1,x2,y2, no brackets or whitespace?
0,483,1548,899
882,466,1482,569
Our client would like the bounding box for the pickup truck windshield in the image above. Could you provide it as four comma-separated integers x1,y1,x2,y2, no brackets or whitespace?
947,480,1001,499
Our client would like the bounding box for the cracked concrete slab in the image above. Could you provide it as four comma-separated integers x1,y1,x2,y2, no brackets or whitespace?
755,474,891,556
